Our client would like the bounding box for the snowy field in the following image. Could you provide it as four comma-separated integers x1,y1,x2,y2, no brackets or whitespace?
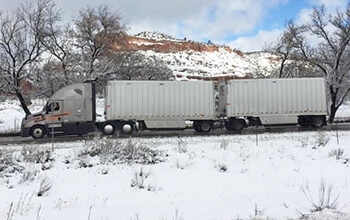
1,100,350,219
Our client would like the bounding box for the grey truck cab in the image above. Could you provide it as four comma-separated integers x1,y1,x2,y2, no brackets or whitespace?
21,83,96,138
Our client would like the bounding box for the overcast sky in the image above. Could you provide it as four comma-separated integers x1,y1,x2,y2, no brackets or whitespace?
0,0,347,52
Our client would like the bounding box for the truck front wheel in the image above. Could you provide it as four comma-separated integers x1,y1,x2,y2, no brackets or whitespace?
31,126,46,139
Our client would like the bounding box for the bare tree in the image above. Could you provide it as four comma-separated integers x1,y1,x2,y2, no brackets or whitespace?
0,0,56,115
103,52,172,80
265,21,317,78
73,5,127,78
40,21,75,86
29,1,81,97
93,51,173,92
304,5,350,123
268,4,350,123
35,22,86,97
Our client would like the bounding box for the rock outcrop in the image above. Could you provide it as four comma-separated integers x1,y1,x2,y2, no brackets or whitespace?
125,35,233,53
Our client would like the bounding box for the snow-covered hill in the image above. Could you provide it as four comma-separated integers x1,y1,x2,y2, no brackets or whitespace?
128,32,281,80
144,49,280,80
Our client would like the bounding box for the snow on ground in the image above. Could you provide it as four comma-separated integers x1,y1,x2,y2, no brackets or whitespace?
1,100,350,219
0,131,350,220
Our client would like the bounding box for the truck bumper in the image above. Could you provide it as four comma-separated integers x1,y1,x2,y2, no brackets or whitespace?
21,127,31,137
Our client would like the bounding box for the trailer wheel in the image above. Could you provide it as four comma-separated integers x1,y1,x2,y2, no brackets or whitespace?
121,122,133,134
193,121,202,132
311,116,325,128
102,123,116,135
248,117,261,127
298,116,309,127
200,121,212,132
30,125,46,139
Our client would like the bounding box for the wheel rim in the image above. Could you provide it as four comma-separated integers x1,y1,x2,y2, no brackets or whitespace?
201,122,211,132
32,127,44,138
313,118,323,128
122,123,133,134
103,124,115,135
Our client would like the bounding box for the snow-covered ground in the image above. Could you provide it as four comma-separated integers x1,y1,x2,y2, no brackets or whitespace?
1,129,350,219
1,100,350,220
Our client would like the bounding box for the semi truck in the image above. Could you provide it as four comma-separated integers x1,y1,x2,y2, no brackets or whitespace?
21,78,328,139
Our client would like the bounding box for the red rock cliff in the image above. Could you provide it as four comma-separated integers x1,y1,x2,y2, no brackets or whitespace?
115,35,233,53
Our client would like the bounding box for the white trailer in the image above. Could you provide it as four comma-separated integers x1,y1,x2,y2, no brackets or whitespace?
224,78,328,130
20,78,328,139
102,80,221,134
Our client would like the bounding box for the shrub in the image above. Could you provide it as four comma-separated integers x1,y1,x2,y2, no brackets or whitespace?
130,167,150,189
79,138,166,165
21,146,53,164
313,132,329,148
130,167,158,191
19,168,39,184
175,137,187,153
172,153,194,170
214,162,228,172
252,202,265,217
219,139,230,150
301,180,339,212
0,148,24,178
171,209,184,220
328,148,345,160
37,177,53,197
5,193,34,219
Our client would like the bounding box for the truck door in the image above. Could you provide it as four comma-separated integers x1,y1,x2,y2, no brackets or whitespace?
45,100,64,134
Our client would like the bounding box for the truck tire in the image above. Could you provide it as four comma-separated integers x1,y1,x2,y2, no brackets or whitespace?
298,116,309,127
102,123,116,135
121,122,133,134
31,125,46,139
193,121,202,132
311,116,325,128
248,117,261,127
200,121,212,132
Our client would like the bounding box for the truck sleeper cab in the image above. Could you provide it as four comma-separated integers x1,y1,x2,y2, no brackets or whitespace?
21,83,96,138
